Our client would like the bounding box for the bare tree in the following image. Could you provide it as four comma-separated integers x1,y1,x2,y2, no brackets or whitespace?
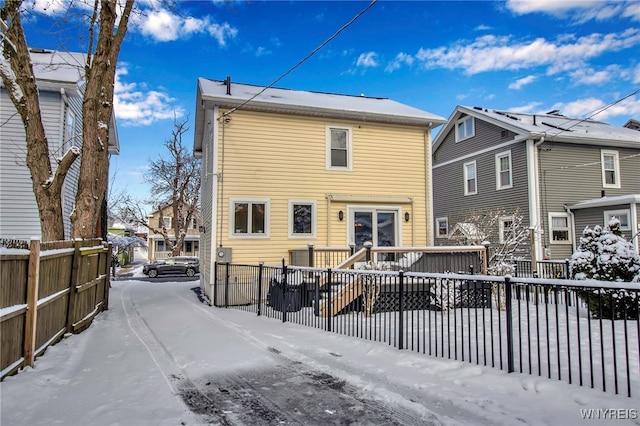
0,0,134,240
451,207,530,275
122,117,201,257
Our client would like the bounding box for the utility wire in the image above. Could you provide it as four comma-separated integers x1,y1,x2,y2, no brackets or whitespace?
221,0,377,117
545,87,640,139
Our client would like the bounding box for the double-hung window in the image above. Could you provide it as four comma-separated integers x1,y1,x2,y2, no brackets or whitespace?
436,217,448,238
289,200,316,238
495,151,512,190
499,216,514,243
326,125,352,170
232,199,269,237
601,150,620,188
549,213,571,244
604,210,630,230
464,161,477,195
455,116,474,142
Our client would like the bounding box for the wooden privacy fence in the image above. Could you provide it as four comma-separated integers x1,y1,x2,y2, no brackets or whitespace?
1,238,111,380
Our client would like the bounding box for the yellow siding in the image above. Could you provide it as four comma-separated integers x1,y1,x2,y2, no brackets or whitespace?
216,109,432,264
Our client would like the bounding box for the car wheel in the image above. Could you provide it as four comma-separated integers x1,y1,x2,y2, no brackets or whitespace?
148,269,158,278
186,268,195,277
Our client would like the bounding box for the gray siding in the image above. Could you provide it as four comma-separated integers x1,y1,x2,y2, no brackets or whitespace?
433,115,518,165
572,203,636,242
537,142,640,258
0,88,81,240
433,137,530,253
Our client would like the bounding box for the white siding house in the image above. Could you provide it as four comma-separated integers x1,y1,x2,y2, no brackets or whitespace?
0,48,119,240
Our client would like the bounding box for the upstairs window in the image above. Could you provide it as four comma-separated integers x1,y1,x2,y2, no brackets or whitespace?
601,150,620,188
464,161,477,195
232,199,269,238
436,217,448,238
326,126,352,170
495,151,512,190
549,213,571,244
455,116,474,142
161,216,172,229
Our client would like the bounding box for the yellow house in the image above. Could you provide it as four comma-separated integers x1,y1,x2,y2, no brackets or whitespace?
146,205,201,261
193,78,445,295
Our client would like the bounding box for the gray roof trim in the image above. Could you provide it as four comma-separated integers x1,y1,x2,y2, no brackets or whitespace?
567,194,640,210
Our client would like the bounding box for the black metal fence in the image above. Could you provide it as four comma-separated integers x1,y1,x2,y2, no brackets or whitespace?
213,262,639,397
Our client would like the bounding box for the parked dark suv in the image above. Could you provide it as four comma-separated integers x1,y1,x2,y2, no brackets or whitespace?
143,256,199,278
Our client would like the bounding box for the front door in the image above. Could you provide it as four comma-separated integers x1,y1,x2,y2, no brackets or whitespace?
351,208,398,260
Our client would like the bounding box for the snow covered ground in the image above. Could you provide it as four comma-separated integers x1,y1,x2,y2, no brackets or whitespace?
1,272,638,425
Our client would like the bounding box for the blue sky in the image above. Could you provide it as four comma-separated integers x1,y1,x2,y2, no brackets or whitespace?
21,0,640,206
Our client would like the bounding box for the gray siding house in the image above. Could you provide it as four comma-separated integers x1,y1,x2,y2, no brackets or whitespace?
0,48,119,240
432,106,640,260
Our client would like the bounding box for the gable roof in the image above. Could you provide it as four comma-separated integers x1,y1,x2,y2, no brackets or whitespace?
433,105,640,152
194,78,446,153
26,49,120,155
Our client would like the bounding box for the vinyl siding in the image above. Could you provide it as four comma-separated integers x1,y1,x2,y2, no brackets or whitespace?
433,115,518,165
432,138,530,250
199,108,216,290
0,89,72,240
537,142,640,259
212,109,431,264
572,203,636,243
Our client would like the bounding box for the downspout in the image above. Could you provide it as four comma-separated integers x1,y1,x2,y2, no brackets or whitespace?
630,202,639,254
424,127,432,246
527,135,545,263
564,204,576,254
326,194,332,246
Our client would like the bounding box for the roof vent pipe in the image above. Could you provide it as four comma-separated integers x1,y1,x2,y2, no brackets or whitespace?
225,76,231,96
533,115,536,126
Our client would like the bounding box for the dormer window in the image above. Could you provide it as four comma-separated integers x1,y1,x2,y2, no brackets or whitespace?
455,116,474,142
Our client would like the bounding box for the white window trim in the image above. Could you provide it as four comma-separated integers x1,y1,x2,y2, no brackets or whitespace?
162,216,172,229
326,125,353,171
288,199,317,239
601,149,621,189
347,205,402,247
229,197,271,239
455,116,475,142
495,150,513,190
548,212,572,245
436,217,448,239
604,209,631,231
498,215,514,244
463,160,477,196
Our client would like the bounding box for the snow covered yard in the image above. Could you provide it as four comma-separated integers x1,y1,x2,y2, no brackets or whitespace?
1,277,639,425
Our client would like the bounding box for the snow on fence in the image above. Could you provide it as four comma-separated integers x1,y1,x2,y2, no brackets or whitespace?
213,262,639,398
0,238,111,380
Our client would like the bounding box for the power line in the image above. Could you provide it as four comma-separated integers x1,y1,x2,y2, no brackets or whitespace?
221,0,378,117
545,88,640,139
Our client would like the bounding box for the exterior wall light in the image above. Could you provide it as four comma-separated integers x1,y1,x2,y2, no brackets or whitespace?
404,212,410,222
338,210,344,221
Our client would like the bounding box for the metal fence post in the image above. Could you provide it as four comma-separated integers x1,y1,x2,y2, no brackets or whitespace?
282,262,288,323
504,276,515,373
307,243,314,268
224,262,230,308
257,262,263,316
398,270,405,350
326,268,332,332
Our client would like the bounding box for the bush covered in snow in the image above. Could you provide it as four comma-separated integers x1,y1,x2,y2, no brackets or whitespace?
569,218,640,319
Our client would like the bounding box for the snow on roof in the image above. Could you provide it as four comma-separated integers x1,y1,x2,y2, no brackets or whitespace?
567,194,640,210
448,222,487,241
29,49,86,94
197,78,446,123
433,105,640,151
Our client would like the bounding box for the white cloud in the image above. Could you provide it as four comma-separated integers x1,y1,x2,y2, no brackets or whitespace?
570,65,621,85
356,52,379,68
24,0,90,16
505,0,629,23
622,2,640,21
255,47,272,57
507,101,544,113
548,95,640,121
113,66,185,127
508,75,537,90
414,28,640,78
385,52,414,73
133,6,237,46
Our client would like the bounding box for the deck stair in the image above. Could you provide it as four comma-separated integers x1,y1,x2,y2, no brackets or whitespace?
318,248,367,317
